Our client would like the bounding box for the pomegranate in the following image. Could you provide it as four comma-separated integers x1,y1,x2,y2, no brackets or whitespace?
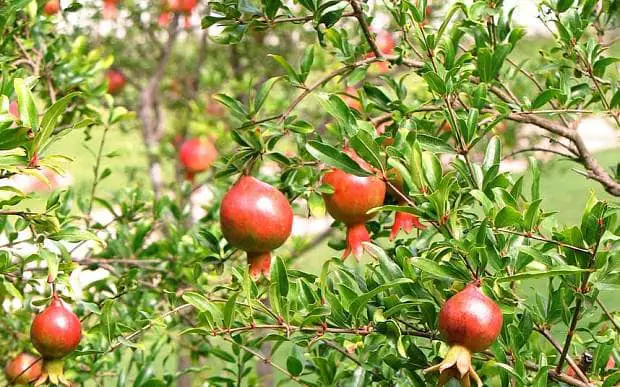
158,11,171,27
386,169,425,240
220,176,293,278
30,294,81,386
322,153,386,259
168,0,197,14
105,69,126,95
375,30,395,55
4,352,42,385
103,0,120,19
363,30,394,73
424,283,503,386
168,0,197,27
343,87,361,112
440,120,451,133
43,0,60,15
178,138,217,181
9,100,19,118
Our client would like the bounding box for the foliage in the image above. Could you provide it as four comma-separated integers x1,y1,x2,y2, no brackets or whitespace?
0,0,619,386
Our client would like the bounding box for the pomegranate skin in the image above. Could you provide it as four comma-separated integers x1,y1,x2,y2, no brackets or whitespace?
179,138,217,174
322,169,386,226
105,70,126,95
102,0,119,19
343,87,361,112
220,176,293,254
30,297,82,359
43,0,60,15
438,284,503,353
4,352,42,385
9,101,19,118
168,0,197,13
375,30,395,55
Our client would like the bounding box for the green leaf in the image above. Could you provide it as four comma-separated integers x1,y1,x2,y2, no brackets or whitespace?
349,278,414,319
524,199,543,231
286,356,303,376
423,72,446,95
495,206,523,228
417,134,456,154
305,141,371,177
531,89,563,109
300,45,315,83
41,250,59,283
273,256,289,298
484,361,526,385
483,136,501,172
182,292,211,312
48,228,100,243
349,130,383,171
254,77,280,115
308,192,325,217
223,292,238,329
602,372,620,387
411,257,469,281
270,55,300,83
556,0,574,12
14,78,38,132
470,189,494,214
287,120,314,134
214,94,247,117
529,157,541,201
496,266,587,282
421,151,442,189
100,299,115,344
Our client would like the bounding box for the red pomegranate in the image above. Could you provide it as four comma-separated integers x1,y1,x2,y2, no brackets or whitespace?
220,176,293,278
386,169,425,240
103,0,120,19
425,283,503,386
31,296,81,359
105,69,126,95
168,0,197,14
4,352,42,385
43,0,60,15
179,138,217,181
9,100,19,118
343,87,361,112
375,30,395,55
322,154,386,259
158,11,171,27
30,294,81,385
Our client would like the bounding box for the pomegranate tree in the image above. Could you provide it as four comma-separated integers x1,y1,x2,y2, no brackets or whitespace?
4,352,42,385
220,176,293,278
322,154,386,259
43,0,60,15
30,295,82,386
178,138,218,181
425,283,503,386
105,69,126,95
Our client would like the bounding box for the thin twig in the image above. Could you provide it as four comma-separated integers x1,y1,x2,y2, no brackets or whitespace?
495,228,591,253
596,298,620,332
222,336,304,385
